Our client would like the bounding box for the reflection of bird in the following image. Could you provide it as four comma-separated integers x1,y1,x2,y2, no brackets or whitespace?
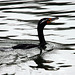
12,17,59,54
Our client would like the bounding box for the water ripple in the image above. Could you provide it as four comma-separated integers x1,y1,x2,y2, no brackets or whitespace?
39,2,75,5
0,0,75,45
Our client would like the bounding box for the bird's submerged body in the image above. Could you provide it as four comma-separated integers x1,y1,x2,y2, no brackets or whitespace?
12,42,54,50
12,44,39,49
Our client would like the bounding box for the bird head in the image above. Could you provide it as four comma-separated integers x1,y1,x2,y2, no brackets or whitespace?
38,17,59,26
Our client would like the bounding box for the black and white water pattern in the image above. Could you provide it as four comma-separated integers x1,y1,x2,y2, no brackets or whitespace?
0,0,75,75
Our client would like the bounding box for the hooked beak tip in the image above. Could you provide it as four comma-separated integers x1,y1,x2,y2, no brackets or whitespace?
51,17,59,21
56,17,59,19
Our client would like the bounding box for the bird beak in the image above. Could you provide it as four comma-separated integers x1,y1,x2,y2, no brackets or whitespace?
52,17,59,21
47,17,59,24
49,17,59,22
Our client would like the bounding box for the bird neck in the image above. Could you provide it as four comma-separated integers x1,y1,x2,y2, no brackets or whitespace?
37,24,46,46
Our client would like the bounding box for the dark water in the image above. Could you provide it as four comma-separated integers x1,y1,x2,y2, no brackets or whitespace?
0,0,75,75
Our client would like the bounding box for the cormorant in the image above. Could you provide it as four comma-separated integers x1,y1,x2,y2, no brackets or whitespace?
12,17,59,54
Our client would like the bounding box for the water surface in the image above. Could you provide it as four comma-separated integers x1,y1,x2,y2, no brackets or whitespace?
0,0,75,75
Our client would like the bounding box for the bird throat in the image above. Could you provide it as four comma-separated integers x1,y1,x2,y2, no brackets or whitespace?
37,24,46,47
